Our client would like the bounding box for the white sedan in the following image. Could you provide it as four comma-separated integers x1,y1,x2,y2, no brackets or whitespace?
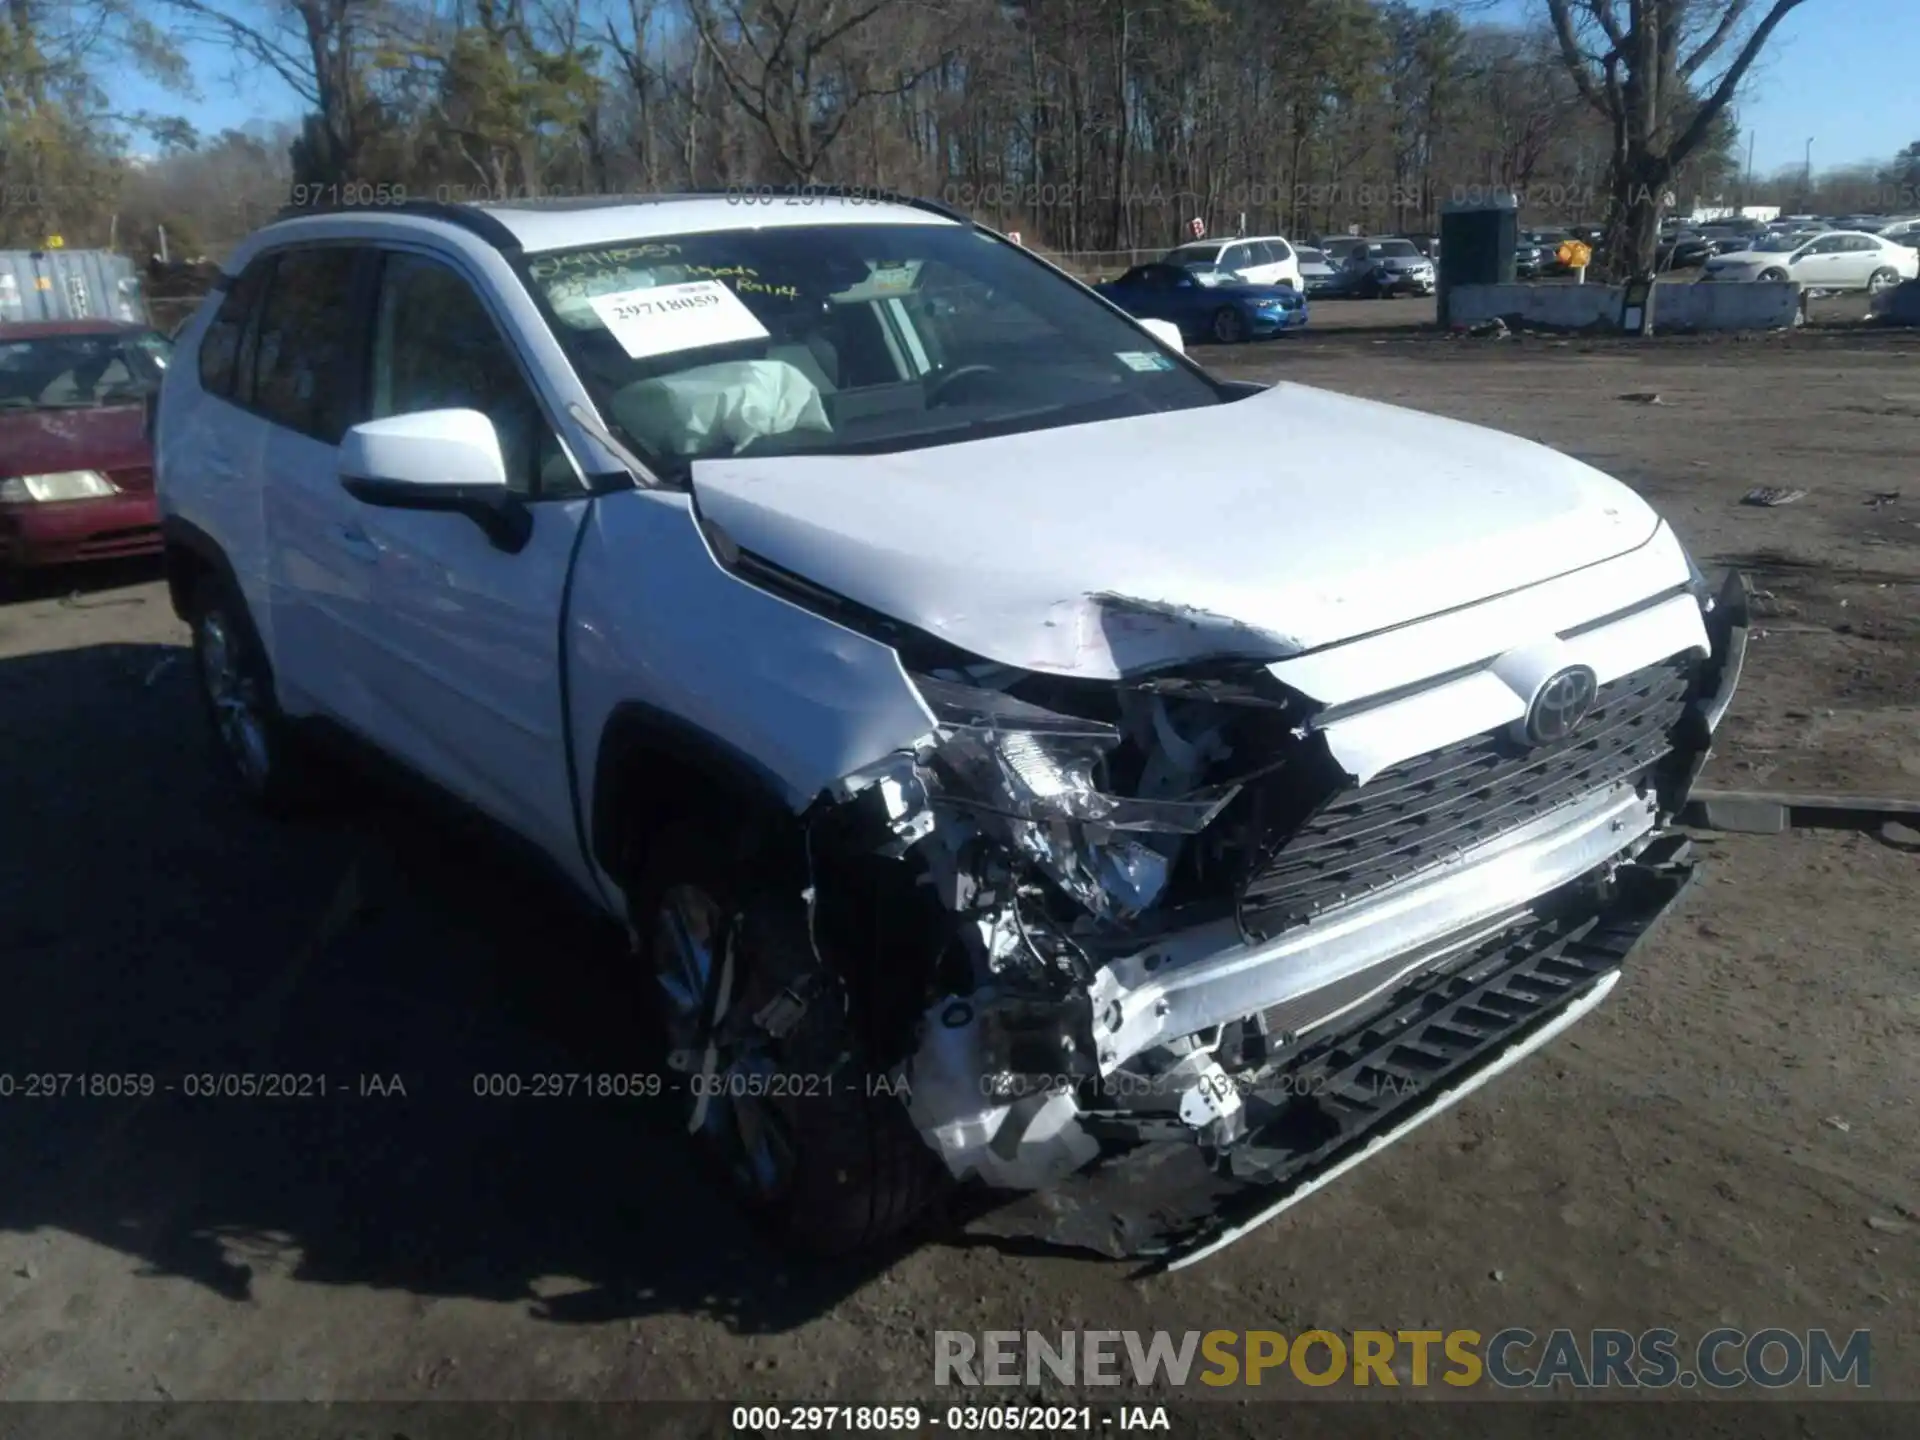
1702,230,1919,292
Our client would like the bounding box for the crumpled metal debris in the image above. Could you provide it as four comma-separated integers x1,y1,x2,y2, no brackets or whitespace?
1741,486,1807,507
1866,491,1900,508
1619,392,1667,405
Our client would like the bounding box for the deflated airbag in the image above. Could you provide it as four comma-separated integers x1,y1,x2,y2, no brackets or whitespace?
611,358,832,457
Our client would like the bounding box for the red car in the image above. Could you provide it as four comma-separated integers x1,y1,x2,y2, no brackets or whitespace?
0,319,172,578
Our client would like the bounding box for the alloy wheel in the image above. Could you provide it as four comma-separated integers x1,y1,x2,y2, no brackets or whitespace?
652,883,797,1200
198,611,273,792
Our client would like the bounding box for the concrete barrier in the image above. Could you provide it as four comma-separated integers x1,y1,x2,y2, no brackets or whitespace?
1446,279,1802,333
1872,278,1920,325
1652,280,1801,332
1446,282,1622,331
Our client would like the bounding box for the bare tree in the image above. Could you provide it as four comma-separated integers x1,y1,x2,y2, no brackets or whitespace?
1543,0,1812,277
159,0,403,185
688,0,956,183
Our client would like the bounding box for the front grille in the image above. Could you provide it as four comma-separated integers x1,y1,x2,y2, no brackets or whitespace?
1235,657,1695,942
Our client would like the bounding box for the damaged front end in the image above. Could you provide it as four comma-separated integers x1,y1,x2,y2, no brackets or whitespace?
821,569,1749,1266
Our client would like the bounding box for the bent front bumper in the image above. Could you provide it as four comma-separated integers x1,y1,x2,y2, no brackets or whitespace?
964,838,1699,1267
941,571,1748,1265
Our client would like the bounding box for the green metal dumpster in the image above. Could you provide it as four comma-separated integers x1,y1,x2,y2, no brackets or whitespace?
1437,194,1518,328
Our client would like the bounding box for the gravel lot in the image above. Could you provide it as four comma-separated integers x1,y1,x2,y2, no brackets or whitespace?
1,325,1915,1425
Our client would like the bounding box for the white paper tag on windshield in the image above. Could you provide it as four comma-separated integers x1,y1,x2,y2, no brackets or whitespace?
589,280,770,360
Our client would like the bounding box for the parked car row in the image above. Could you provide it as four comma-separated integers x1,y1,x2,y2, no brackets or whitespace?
1093,229,1440,341
1660,213,1920,274
1699,229,1918,292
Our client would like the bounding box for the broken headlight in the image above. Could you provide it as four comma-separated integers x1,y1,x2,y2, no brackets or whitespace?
910,674,1239,921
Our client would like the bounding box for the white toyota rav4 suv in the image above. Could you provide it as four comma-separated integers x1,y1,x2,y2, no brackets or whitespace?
155,193,1746,1268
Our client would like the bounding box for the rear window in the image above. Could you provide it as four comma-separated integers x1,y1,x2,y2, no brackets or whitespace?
197,260,272,399
248,248,362,442
1164,244,1224,264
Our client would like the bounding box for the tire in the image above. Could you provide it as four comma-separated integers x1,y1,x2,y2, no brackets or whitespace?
1759,268,1788,282
1867,267,1899,294
1210,306,1246,344
187,570,322,815
630,820,945,1257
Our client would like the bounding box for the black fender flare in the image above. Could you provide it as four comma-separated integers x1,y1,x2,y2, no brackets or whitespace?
588,700,806,892
160,516,279,689
161,514,238,623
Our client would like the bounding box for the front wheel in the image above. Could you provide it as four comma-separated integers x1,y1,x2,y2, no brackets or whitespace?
631,821,945,1256
1758,268,1788,282
188,572,323,815
1210,306,1247,344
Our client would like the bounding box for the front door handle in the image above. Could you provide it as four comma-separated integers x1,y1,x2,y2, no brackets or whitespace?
336,524,380,563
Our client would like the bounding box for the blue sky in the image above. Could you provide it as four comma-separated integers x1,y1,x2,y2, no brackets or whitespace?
116,3,1915,178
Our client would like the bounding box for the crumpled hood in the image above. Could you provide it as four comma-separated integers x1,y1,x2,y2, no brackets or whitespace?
691,381,1663,678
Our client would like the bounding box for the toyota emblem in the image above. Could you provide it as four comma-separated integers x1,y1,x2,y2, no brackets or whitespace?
1523,666,1598,746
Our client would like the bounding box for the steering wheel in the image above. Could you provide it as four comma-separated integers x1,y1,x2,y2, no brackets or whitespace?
925,363,1001,407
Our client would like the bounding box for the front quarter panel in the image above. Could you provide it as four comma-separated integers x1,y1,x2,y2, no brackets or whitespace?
567,487,938,887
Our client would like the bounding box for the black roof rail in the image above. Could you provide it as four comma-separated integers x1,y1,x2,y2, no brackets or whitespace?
480,184,976,227
269,199,525,250
271,186,975,246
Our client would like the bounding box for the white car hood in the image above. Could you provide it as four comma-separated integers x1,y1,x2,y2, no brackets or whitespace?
690,381,1663,678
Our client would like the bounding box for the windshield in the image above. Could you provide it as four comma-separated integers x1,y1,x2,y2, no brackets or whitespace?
1751,234,1807,252
522,223,1224,477
0,330,169,410
1298,248,1327,265
1373,241,1420,258
1163,243,1225,264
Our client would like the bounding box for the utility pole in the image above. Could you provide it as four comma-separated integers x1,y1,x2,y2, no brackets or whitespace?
1804,137,1814,200
1745,132,1755,204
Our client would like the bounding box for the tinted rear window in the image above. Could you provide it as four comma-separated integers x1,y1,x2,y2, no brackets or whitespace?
249,248,362,442
197,260,272,399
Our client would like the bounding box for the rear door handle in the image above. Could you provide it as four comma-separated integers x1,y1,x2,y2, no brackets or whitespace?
335,525,379,563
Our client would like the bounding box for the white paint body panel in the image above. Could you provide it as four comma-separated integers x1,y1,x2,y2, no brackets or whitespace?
565,487,939,910
347,494,588,880
690,381,1663,678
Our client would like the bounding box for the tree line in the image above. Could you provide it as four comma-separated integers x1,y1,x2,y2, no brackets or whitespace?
2,0,1885,279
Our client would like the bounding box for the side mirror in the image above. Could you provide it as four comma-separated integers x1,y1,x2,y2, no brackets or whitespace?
1138,317,1185,355
338,408,532,553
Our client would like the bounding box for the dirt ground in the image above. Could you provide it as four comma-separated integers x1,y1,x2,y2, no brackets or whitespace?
1,327,1915,1425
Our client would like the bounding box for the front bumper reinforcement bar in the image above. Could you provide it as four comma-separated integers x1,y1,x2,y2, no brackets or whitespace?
962,841,1701,1270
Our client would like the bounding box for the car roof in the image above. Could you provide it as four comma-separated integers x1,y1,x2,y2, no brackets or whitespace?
0,318,151,340
234,192,964,266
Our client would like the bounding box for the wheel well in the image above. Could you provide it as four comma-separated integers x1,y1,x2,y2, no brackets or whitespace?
590,705,804,892
591,708,953,1061
160,516,230,624
163,539,212,622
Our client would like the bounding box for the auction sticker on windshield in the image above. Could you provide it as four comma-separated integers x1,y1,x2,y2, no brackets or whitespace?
1116,350,1176,372
589,280,769,360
